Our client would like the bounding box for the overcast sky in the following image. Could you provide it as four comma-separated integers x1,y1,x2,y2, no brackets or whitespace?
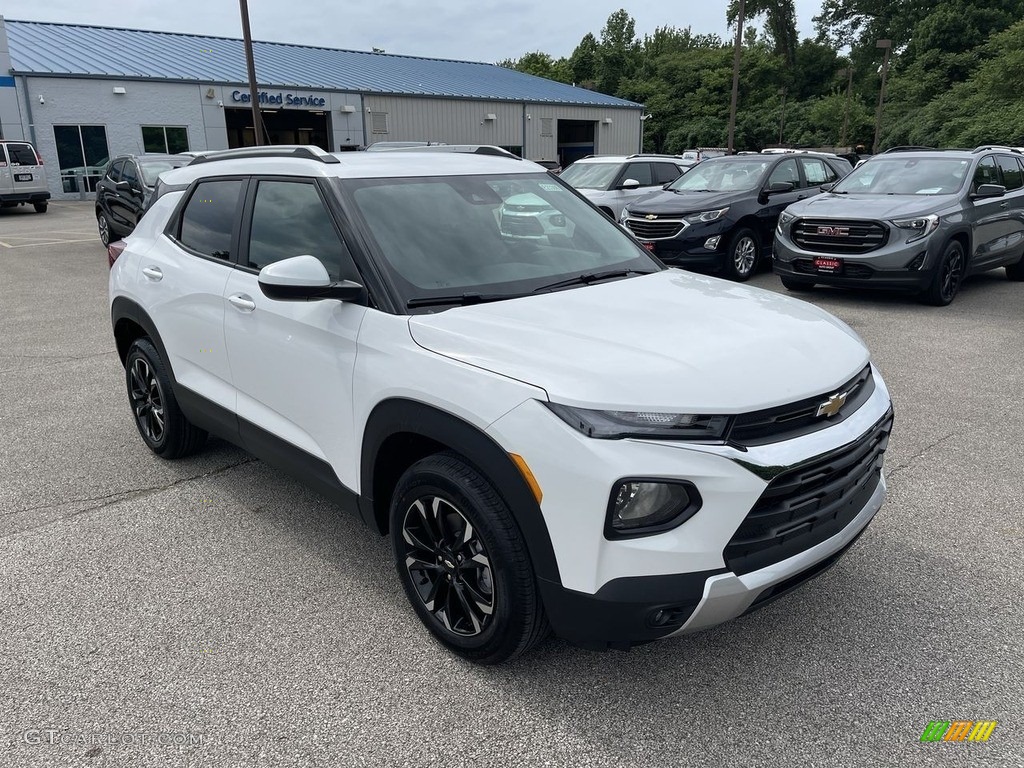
2,1,823,63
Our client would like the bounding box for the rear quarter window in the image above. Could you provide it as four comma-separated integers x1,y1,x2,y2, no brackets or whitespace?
176,179,245,260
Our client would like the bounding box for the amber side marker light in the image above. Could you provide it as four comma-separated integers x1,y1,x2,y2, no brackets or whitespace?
509,453,543,504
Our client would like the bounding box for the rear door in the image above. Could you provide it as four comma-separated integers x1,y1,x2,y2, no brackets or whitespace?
969,155,1009,270
137,177,244,414
797,156,840,197
100,160,128,231
6,143,45,195
118,160,147,229
758,158,804,236
994,154,1024,267
0,145,11,197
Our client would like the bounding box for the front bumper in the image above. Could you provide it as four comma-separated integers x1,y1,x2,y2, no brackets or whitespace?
486,366,893,650
626,218,731,270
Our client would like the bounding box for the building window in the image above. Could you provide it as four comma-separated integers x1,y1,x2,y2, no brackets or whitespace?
53,124,109,193
142,126,190,154
370,112,389,134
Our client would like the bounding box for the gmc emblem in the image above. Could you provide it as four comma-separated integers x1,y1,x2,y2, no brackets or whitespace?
816,225,850,237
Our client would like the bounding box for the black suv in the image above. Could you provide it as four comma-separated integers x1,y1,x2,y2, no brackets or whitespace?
95,154,189,245
621,152,852,280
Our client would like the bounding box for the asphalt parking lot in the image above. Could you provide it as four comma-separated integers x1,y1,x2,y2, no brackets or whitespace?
1,201,1021,768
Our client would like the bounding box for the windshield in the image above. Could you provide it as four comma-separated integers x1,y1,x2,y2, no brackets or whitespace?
833,157,970,195
558,161,622,190
340,173,660,310
139,158,189,186
668,158,771,192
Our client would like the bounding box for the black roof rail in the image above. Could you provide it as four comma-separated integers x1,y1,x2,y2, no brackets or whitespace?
972,145,1022,154
187,145,340,165
625,153,685,159
382,144,522,159
881,145,937,154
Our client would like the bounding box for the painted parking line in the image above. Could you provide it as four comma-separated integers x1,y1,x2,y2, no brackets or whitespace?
0,238,99,248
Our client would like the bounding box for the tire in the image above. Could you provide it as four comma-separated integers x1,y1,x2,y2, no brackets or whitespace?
780,276,815,292
389,452,549,664
1006,255,1024,281
920,239,966,306
33,202,47,213
725,227,760,281
124,338,207,459
97,211,111,247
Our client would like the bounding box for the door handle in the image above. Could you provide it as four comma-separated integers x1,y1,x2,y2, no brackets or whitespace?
797,194,807,200
142,266,163,281
228,294,256,312
1000,202,1010,208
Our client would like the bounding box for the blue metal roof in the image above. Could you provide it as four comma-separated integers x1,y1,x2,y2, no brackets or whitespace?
5,20,641,108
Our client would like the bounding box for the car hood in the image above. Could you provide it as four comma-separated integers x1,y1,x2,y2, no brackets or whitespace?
408,270,869,412
627,189,748,216
788,193,958,219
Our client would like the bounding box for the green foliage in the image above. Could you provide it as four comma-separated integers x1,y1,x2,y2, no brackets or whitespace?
498,4,1024,153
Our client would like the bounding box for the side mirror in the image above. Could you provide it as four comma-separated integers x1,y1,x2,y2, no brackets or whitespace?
820,182,836,192
115,180,132,192
766,181,796,194
972,183,1005,199
258,255,365,303
619,178,641,190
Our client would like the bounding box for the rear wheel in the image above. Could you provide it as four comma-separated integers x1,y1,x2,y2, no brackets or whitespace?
1006,255,1024,281
726,228,759,281
33,202,47,213
921,239,966,306
125,338,207,458
97,212,111,247
780,276,815,292
390,452,549,664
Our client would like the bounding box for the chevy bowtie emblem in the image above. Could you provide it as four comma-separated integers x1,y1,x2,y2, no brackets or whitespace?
816,391,849,418
645,214,658,220
816,225,849,237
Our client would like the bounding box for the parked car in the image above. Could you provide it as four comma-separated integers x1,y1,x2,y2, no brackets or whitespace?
532,159,562,174
559,154,690,221
773,146,1024,305
109,144,893,664
498,192,570,239
95,154,190,245
0,140,50,213
680,148,728,163
621,151,852,280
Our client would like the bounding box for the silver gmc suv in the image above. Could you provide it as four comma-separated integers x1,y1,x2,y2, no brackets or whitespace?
773,147,1024,305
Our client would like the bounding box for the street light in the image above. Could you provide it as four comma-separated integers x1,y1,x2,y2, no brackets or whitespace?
873,39,893,154
639,113,653,153
840,64,854,148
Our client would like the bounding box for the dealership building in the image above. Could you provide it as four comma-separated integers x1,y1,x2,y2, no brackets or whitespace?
0,17,644,200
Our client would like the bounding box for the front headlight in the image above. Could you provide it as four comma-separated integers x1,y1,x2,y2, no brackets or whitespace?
683,207,729,224
619,206,630,222
545,402,729,441
777,209,797,233
891,213,940,242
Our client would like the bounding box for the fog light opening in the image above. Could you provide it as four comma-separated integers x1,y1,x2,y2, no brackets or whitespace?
704,236,721,250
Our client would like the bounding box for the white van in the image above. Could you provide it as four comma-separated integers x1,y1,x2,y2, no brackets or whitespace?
0,140,50,213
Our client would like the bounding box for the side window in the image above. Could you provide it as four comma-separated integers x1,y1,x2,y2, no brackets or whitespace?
799,158,836,186
768,158,800,187
653,162,682,185
997,156,1023,191
107,160,124,183
177,179,244,260
121,161,139,189
973,156,999,190
621,163,654,186
247,180,351,280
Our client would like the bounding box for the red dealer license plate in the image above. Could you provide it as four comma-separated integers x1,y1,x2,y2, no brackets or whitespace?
641,242,655,252
814,257,843,274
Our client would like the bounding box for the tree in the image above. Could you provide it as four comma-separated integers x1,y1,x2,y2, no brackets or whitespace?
728,0,799,67
597,9,640,95
569,33,599,86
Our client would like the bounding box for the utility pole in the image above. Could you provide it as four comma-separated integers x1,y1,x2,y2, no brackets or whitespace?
840,64,854,148
778,88,787,145
239,0,263,146
727,0,745,153
872,39,892,154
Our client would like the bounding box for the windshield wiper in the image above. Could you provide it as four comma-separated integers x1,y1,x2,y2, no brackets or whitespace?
532,269,652,293
407,292,527,308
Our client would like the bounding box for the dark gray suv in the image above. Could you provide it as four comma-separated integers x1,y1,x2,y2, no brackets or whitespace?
773,147,1024,305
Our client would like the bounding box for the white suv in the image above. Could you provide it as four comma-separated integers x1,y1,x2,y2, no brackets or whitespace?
109,145,894,664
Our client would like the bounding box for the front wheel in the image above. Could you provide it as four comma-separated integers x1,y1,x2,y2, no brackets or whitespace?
33,202,47,213
1006,255,1024,281
390,452,549,664
97,212,111,247
921,240,966,306
725,227,760,281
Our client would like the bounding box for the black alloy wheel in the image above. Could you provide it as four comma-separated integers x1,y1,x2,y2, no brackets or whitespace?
129,354,166,446
98,212,111,247
922,240,965,306
399,495,495,636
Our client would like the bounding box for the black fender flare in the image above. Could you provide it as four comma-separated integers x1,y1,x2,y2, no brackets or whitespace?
360,398,562,585
111,297,173,372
